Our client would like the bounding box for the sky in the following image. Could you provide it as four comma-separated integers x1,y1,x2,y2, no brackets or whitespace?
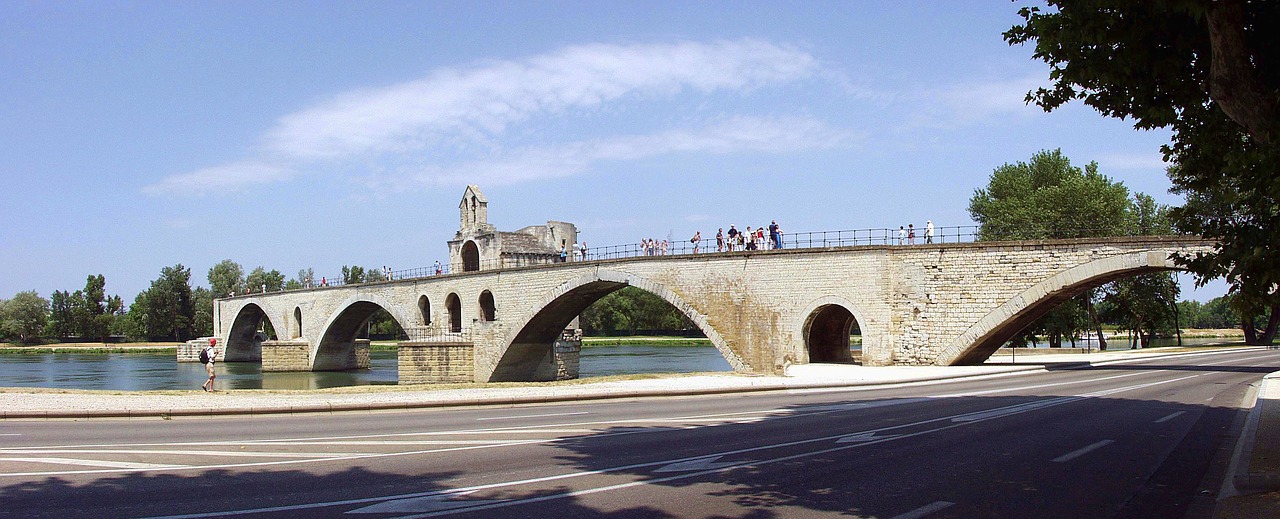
1,0,1230,303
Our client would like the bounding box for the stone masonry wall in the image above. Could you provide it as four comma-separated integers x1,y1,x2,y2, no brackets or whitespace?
261,340,311,372
398,341,475,384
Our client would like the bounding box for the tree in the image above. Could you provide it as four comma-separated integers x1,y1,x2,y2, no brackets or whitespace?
208,259,245,298
192,287,213,337
581,287,696,335
0,291,50,343
245,266,285,293
968,149,1131,239
136,264,196,341
341,265,366,285
47,290,75,339
969,149,1135,348
1005,0,1280,344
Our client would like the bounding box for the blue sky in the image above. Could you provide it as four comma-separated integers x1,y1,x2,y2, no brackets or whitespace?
1,1,1228,302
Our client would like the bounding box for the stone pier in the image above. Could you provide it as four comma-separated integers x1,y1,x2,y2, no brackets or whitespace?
398,340,475,384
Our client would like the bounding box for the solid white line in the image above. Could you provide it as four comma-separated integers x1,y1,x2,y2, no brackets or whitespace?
476,411,589,421
1155,411,1186,423
890,501,956,519
0,449,362,458
1052,440,1114,463
0,457,185,470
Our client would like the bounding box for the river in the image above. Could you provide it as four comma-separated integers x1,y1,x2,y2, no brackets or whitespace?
0,344,733,391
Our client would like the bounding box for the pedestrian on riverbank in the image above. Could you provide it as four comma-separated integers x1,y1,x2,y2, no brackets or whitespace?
200,338,219,392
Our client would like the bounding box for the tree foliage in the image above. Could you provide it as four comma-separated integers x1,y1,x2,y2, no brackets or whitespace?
581,287,697,335
208,259,245,297
969,149,1131,240
246,266,286,293
129,264,197,341
0,291,50,343
1005,0,1280,344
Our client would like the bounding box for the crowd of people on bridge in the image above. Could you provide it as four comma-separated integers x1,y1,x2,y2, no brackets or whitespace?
709,220,783,252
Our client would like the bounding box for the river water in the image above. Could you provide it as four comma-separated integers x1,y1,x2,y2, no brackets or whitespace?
0,344,733,391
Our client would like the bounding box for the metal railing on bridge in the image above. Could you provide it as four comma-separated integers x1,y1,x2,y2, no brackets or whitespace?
240,225,1178,295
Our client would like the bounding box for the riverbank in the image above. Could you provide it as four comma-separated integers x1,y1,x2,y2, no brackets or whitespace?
0,342,181,354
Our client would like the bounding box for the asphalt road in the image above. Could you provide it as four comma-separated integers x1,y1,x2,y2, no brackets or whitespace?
2,349,1278,519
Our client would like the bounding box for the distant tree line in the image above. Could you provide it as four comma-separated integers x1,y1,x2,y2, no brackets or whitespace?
0,259,401,344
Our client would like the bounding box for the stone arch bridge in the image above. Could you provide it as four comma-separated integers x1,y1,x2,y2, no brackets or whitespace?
213,236,1212,382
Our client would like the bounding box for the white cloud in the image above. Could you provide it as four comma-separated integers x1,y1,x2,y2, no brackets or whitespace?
146,39,829,196
263,39,820,161
909,75,1048,128
373,115,856,190
142,161,294,196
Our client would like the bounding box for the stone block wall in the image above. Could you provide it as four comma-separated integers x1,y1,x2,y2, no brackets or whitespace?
398,341,475,384
261,339,311,372
553,329,583,381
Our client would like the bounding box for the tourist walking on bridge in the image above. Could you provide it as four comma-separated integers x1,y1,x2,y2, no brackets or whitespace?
769,220,782,249
926,220,935,243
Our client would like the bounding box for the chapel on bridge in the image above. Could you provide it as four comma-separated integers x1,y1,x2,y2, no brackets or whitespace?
447,185,578,272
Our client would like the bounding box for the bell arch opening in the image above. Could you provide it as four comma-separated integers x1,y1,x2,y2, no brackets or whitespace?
315,300,406,371
226,303,280,362
293,307,303,339
478,290,496,322
803,304,860,363
446,293,462,333
462,241,480,272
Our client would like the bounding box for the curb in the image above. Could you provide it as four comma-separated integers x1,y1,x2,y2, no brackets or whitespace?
1232,370,1280,494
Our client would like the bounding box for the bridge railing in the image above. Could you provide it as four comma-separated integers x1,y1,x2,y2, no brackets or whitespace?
258,225,1175,296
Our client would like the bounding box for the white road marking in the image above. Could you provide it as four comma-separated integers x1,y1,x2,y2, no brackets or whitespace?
836,431,902,444
1155,411,1187,423
0,457,185,470
890,501,956,519
133,374,1204,519
654,455,749,473
0,449,361,458
476,411,589,421
346,491,501,514
1053,440,1114,463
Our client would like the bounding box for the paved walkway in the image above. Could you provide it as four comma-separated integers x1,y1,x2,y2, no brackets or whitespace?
1,346,1276,518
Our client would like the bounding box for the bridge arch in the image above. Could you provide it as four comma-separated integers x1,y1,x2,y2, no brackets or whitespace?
797,295,873,364
315,294,413,371
490,269,742,382
941,251,1187,365
225,300,284,362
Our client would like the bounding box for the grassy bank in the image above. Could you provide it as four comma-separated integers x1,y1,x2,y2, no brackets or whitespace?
0,342,180,354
